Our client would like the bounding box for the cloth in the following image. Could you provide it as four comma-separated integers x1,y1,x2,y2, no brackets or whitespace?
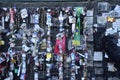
54,35,66,54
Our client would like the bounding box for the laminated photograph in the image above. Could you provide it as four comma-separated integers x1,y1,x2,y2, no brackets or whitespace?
86,10,93,16
84,17,93,28
98,2,110,11
97,16,107,25
94,52,103,61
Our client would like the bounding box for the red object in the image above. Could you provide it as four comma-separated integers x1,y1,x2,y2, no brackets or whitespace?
54,35,66,54
10,8,15,23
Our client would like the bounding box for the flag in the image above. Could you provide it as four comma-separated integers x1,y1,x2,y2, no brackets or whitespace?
73,7,83,46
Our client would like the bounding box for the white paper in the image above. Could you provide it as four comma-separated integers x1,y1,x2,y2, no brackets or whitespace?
106,28,117,35
31,38,36,43
69,16,73,23
3,8,7,11
72,23,75,33
5,15,9,22
34,72,39,80
94,52,103,61
105,53,108,58
59,11,64,22
108,63,117,72
94,24,98,27
20,9,28,19
117,43,120,47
